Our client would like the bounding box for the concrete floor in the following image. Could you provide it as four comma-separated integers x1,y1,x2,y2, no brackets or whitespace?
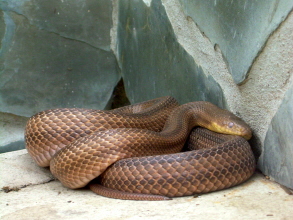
1,150,292,220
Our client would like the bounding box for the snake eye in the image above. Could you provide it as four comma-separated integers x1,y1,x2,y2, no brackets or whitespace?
228,122,234,128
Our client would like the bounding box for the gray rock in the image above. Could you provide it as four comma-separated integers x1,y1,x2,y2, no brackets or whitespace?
0,0,120,117
0,0,120,152
0,140,25,153
0,112,28,153
260,83,293,188
117,0,226,108
1,0,112,50
178,0,293,84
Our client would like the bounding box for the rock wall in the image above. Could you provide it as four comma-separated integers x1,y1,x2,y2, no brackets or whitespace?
0,0,120,152
0,0,292,188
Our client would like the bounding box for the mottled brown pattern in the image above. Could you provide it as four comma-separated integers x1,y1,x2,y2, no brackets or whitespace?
25,96,255,200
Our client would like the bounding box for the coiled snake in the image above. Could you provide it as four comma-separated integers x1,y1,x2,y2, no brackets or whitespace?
25,96,255,200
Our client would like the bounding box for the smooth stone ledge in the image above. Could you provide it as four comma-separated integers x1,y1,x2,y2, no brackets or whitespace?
1,150,292,220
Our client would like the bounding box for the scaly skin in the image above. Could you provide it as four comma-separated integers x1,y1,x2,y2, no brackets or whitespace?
25,97,255,200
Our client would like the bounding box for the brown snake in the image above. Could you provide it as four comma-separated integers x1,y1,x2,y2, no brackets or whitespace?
25,96,255,200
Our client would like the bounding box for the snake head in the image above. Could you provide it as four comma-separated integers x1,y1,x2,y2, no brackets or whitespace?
209,115,252,140
199,102,252,140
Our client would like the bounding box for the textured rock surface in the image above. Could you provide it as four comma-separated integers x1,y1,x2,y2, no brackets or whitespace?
1,0,113,51
238,10,293,188
260,84,293,188
0,113,27,153
178,0,293,84
116,0,226,107
0,0,120,151
0,0,119,116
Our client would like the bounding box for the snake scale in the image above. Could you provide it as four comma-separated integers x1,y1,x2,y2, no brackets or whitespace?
25,96,255,200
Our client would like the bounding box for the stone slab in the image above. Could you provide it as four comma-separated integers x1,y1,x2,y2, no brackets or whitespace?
117,0,226,108
178,0,293,84
1,150,293,220
0,0,120,153
260,82,293,188
0,0,120,117
0,113,28,153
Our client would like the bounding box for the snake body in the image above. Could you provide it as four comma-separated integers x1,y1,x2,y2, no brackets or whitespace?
93,128,255,200
25,96,255,200
25,96,179,167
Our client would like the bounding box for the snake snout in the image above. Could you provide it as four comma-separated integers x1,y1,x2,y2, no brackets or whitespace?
240,127,252,140
224,118,252,140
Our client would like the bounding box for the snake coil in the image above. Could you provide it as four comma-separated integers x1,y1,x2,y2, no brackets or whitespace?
25,96,255,200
